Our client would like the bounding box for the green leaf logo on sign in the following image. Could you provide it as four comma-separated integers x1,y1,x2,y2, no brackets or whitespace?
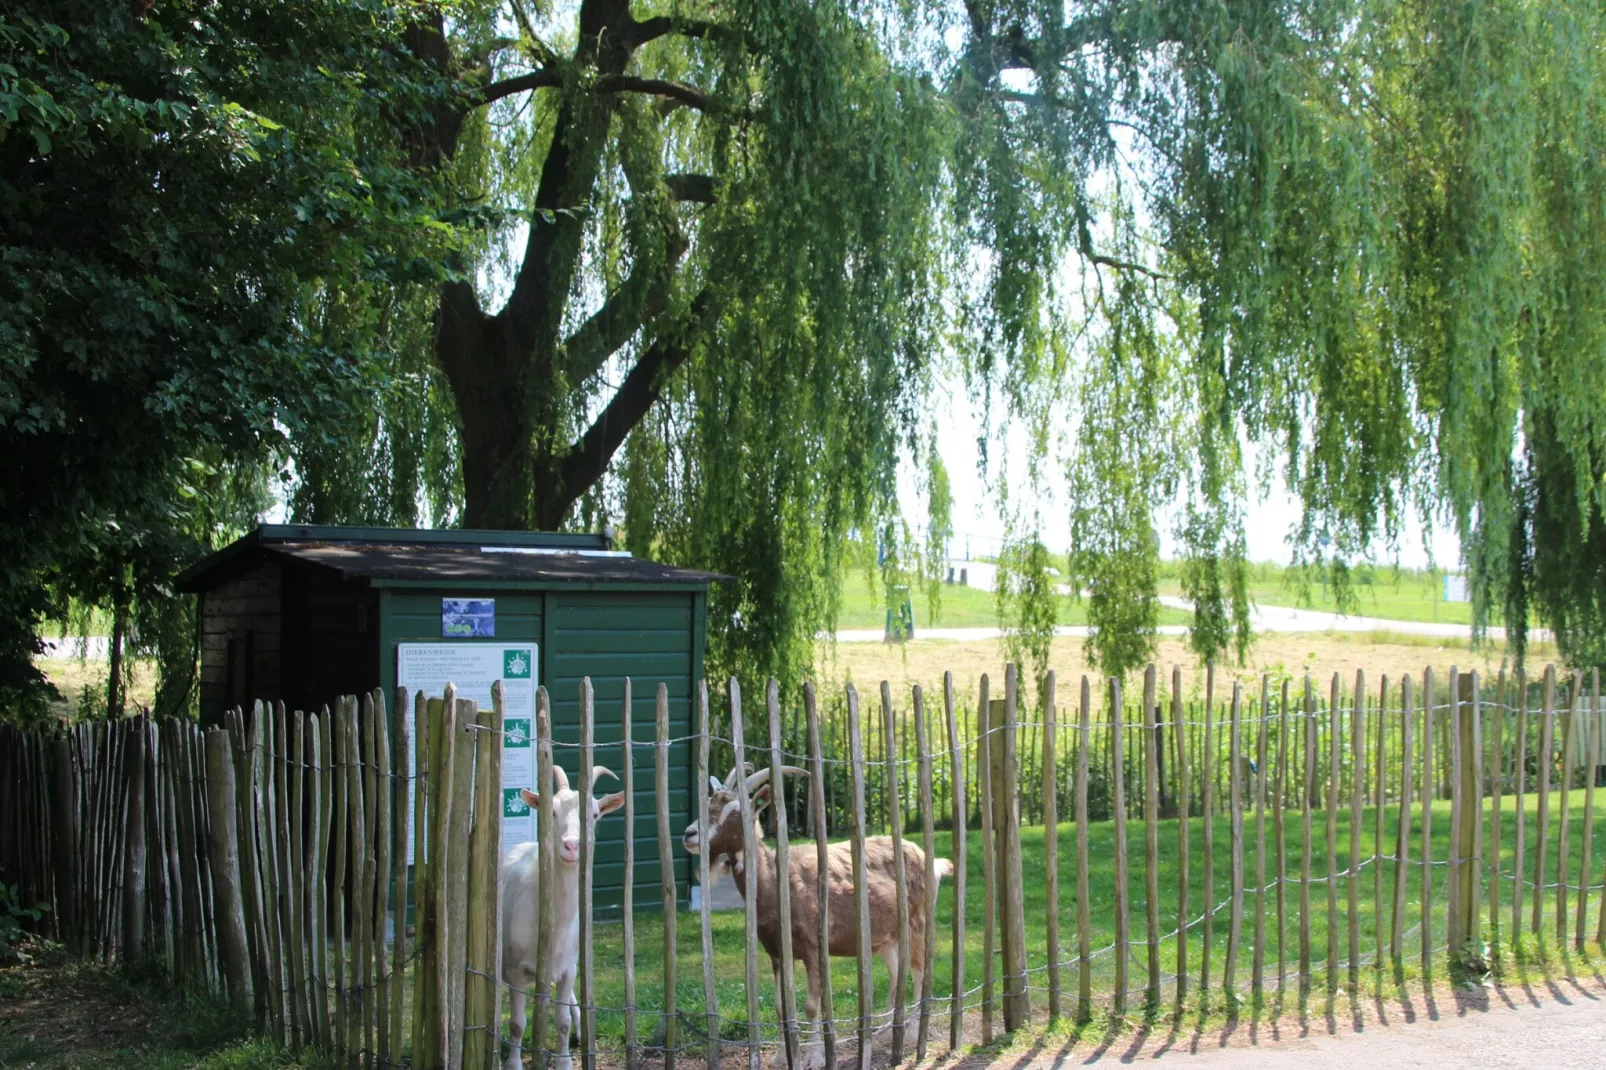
503,649,531,679
504,787,530,817
504,717,531,749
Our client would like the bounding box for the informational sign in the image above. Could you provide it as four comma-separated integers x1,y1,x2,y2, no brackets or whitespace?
396,641,538,862
1443,575,1469,603
441,597,496,637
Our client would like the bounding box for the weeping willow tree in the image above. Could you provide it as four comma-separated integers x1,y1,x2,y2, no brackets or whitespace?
274,0,1606,687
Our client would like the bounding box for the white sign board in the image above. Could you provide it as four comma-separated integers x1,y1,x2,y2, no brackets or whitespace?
1443,575,1469,603
396,641,538,862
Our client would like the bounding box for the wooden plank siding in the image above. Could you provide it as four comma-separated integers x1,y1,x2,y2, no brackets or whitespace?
545,592,697,910
199,561,283,719
382,587,698,909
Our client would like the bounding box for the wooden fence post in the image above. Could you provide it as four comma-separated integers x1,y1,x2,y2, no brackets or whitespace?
1512,670,1529,938
915,683,939,1057
1041,671,1060,1024
1583,669,1601,949
1325,675,1341,990
1533,666,1555,937
1200,665,1217,1006
655,683,680,1070
1110,676,1129,1017
1557,672,1579,944
1299,676,1314,992
1274,679,1289,995
308,712,330,1049
622,679,639,1070
1253,676,1270,1005
999,665,1029,1030
1175,667,1190,1011
530,688,556,1070
1349,671,1364,990
1143,665,1163,1009
769,679,801,1070
727,679,761,1070
205,728,252,1014
122,719,147,962
464,684,504,1070
880,682,912,1059
51,735,78,950
695,682,718,1070
1226,681,1245,1001
374,690,395,1068
976,676,995,1042
847,683,875,1069
943,672,969,1046
806,681,837,1068
1422,669,1436,972
390,690,412,1066
1075,676,1092,1023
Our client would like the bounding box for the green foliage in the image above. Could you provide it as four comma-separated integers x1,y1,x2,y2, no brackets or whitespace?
995,536,1058,696
0,0,458,711
11,0,1606,714
0,882,48,965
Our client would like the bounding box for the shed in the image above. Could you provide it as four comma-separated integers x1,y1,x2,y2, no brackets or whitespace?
176,523,722,908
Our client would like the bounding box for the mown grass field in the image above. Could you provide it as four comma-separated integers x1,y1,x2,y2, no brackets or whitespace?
1156,566,1477,626
576,786,1606,1049
832,570,1193,631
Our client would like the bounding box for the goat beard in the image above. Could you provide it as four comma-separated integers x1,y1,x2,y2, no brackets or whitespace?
705,853,737,893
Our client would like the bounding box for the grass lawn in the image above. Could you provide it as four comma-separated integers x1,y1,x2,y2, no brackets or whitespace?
1157,567,1479,627
835,570,1192,632
574,785,1606,1050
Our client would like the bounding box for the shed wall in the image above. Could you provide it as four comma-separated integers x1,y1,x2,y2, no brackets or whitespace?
198,560,282,717
382,588,696,909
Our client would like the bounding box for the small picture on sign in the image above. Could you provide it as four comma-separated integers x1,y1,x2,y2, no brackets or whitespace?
504,787,531,817
442,598,495,637
504,717,531,748
503,649,531,679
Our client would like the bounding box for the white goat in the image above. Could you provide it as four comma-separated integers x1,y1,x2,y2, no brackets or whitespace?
501,765,624,1070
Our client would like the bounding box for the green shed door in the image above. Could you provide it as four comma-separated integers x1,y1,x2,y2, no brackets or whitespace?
545,590,697,913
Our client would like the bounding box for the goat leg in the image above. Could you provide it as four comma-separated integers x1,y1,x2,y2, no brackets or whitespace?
506,975,528,1070
553,969,578,1070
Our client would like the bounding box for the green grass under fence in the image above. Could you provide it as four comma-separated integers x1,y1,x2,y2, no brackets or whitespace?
566,786,1606,1049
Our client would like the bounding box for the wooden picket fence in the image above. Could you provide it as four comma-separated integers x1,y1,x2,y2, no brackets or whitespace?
3,662,1605,1070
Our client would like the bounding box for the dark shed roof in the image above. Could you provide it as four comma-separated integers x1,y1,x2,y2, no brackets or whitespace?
177,524,725,592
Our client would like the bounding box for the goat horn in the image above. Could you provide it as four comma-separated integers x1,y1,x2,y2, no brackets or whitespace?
722,761,756,791
743,765,809,794
591,765,618,789
550,765,571,793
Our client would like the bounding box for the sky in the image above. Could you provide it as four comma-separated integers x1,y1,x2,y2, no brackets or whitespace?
911,372,1463,571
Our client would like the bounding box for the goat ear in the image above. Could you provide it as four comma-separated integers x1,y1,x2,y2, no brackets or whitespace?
519,788,541,809
597,791,626,816
751,783,771,809
709,775,723,794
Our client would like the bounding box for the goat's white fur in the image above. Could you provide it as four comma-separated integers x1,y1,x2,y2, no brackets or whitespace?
500,767,622,1070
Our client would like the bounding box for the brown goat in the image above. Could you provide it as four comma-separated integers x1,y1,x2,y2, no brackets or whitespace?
684,765,953,1063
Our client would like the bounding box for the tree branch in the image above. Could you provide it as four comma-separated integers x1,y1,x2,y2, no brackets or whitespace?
481,69,560,106
628,16,737,47
549,295,710,522
478,72,717,114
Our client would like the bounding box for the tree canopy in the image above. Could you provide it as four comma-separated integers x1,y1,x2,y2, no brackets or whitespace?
0,0,456,715
7,0,1606,716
